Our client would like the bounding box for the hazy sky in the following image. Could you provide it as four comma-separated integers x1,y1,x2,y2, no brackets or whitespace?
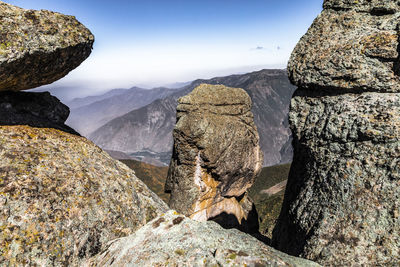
6,0,322,97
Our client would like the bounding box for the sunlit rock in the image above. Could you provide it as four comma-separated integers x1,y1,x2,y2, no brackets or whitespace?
166,84,263,232
0,1,94,91
272,1,400,265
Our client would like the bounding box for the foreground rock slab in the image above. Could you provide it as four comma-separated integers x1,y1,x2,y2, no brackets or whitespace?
273,1,400,265
0,91,79,135
0,126,168,266
0,1,94,91
166,84,263,230
88,210,320,267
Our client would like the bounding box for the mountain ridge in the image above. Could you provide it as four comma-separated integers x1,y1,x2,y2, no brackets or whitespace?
89,69,296,166
66,86,177,136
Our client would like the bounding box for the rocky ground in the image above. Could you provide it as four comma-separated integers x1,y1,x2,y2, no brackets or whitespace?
87,211,319,267
0,126,168,265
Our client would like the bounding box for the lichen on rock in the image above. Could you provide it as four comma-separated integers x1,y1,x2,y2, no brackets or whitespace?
272,0,400,265
0,1,94,91
87,210,320,267
273,90,400,265
288,0,400,92
0,126,168,266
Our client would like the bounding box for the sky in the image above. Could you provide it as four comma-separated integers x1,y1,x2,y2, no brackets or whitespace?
6,0,323,99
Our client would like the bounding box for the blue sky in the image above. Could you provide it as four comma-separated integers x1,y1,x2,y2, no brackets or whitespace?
6,0,322,97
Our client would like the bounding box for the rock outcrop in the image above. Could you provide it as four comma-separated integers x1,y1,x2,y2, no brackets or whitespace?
0,126,168,266
166,84,263,232
288,0,400,92
87,210,320,267
0,1,94,91
0,91,79,135
272,1,400,265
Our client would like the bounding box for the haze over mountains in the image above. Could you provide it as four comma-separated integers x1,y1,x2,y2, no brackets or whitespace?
64,69,296,166
66,86,178,136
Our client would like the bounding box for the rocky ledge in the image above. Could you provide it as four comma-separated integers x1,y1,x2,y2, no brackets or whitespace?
0,91,79,135
0,1,94,91
288,0,400,92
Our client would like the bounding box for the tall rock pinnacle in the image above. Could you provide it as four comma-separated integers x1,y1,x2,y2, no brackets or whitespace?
165,84,263,232
272,0,400,265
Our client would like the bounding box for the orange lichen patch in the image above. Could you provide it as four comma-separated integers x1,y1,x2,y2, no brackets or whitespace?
191,171,220,221
360,32,398,58
190,169,248,224
201,171,219,189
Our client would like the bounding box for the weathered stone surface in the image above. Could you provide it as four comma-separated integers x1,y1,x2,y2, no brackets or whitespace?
87,210,320,267
0,126,168,266
273,1,400,265
324,0,400,13
272,90,400,265
0,91,79,135
0,1,94,91
288,0,400,92
165,84,263,229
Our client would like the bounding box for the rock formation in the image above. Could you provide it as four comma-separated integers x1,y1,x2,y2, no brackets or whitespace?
272,1,400,265
0,126,168,266
0,1,94,91
165,84,263,232
0,2,169,266
0,91,78,135
87,210,320,267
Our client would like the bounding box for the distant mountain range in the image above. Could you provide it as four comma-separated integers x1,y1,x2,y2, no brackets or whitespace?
66,86,177,136
68,69,295,166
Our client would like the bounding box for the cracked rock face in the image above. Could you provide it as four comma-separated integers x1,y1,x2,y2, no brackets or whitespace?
0,1,94,91
87,210,320,267
165,84,263,230
273,1,400,266
0,126,168,266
